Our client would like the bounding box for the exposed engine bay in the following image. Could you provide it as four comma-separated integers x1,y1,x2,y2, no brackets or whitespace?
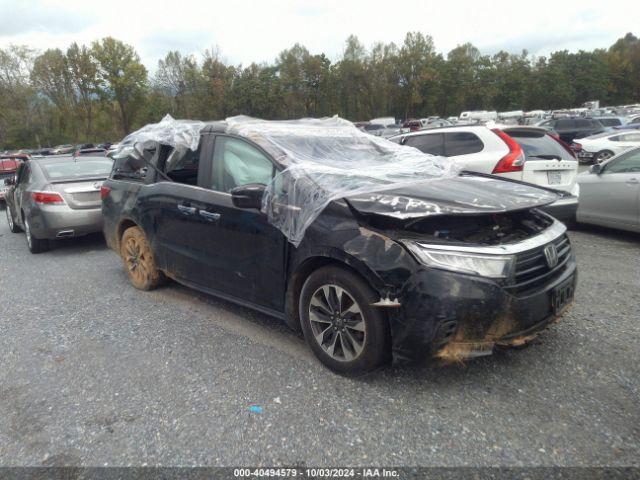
359,208,554,246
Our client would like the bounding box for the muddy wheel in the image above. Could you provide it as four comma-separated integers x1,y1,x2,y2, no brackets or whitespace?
120,226,164,290
299,265,390,376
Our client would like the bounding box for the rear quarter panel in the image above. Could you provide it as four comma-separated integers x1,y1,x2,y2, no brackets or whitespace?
101,179,144,251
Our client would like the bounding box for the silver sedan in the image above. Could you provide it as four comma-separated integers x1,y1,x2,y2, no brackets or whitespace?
4,155,113,253
576,147,640,232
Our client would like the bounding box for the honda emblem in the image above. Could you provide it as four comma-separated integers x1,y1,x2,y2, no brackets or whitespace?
543,244,559,268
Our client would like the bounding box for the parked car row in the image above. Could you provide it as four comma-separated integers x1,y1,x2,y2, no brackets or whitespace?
1,141,117,158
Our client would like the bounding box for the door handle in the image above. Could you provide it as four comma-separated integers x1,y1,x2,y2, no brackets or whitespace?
626,178,639,185
177,204,197,215
199,210,221,222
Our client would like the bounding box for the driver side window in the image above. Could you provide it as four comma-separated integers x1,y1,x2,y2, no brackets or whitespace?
211,136,274,192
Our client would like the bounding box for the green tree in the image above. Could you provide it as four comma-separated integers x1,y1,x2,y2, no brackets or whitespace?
607,33,640,104
396,32,440,118
91,37,148,134
67,42,100,137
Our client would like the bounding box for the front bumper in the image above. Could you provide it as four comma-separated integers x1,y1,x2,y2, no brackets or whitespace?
576,150,595,163
29,205,103,239
389,254,577,363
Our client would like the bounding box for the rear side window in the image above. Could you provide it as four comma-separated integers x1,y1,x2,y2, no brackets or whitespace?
575,119,592,128
618,133,640,142
163,146,200,185
444,132,484,156
509,132,573,160
42,159,113,180
403,133,444,156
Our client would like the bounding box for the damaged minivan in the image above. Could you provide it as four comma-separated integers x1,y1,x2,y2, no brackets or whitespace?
102,116,577,375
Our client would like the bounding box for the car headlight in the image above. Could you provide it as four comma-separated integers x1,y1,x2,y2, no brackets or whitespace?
405,242,515,279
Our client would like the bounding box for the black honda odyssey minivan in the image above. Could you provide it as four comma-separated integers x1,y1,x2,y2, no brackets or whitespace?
102,118,576,375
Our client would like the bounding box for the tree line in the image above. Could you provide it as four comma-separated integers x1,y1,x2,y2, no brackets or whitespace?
1,32,639,149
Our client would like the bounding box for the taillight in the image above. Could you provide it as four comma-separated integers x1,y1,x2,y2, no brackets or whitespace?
100,185,111,199
491,129,525,174
31,191,64,204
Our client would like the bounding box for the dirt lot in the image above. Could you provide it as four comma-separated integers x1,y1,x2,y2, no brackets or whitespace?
0,207,638,466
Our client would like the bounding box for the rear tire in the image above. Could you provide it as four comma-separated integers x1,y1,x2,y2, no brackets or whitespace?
120,226,164,290
299,265,391,376
24,217,49,254
5,205,21,233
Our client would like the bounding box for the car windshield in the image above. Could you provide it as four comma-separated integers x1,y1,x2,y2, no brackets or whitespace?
41,158,114,179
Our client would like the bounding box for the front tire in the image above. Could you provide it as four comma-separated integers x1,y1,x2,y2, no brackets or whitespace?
299,265,390,376
594,150,614,164
24,217,49,253
5,205,21,233
120,226,164,290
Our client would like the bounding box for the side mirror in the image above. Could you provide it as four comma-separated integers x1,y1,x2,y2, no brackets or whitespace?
230,183,266,210
590,164,602,174
4,177,15,186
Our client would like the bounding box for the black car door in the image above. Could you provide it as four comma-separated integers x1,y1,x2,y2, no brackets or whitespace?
149,134,287,312
193,134,287,311
145,138,213,283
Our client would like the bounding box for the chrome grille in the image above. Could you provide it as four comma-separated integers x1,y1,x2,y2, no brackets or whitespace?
509,234,572,294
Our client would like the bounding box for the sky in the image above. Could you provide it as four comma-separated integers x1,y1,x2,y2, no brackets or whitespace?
1,0,637,70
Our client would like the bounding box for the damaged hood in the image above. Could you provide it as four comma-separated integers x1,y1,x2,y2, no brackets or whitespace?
344,175,560,219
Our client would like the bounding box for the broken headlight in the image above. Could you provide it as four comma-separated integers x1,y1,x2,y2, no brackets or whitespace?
405,243,515,279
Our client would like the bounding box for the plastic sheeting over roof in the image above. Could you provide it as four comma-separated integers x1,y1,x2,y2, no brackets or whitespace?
114,115,559,247
112,114,205,160
225,116,460,246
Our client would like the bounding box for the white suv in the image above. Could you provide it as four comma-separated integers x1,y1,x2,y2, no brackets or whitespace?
389,125,579,221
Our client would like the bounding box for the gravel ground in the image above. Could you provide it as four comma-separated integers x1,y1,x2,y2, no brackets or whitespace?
0,205,638,467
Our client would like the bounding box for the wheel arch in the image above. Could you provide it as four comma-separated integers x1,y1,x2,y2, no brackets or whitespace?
115,218,140,250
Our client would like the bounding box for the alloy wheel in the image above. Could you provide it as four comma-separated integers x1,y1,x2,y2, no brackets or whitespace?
596,151,613,163
308,284,366,362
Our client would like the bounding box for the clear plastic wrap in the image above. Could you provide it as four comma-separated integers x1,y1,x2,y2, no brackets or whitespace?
225,116,461,246
111,114,205,160
114,114,559,248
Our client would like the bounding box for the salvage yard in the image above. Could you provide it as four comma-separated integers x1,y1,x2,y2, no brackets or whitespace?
0,207,638,467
